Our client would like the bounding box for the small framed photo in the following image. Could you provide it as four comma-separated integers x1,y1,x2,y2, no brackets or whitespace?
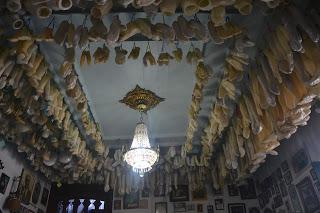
228,184,239,196
113,200,121,210
155,202,167,213
215,198,224,210
310,169,317,181
187,204,195,211
139,199,148,209
207,205,214,213
284,171,293,186
228,203,246,213
281,161,289,172
0,173,10,194
170,185,189,202
197,204,203,213
315,181,320,192
174,202,186,212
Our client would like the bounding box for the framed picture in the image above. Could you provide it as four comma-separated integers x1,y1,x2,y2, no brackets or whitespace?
139,199,148,209
239,179,257,200
276,168,283,180
228,203,246,213
228,184,239,196
315,181,320,192
187,204,195,211
249,207,260,213
285,200,292,212
279,181,288,197
310,169,317,181
297,177,320,213
288,185,303,212
197,204,203,213
37,209,44,213
192,186,207,201
284,171,293,186
18,169,36,205
141,187,149,198
212,187,223,196
274,184,280,194
40,187,49,206
0,173,10,194
273,194,283,208
124,191,139,209
215,198,224,210
113,200,121,210
281,161,289,172
32,182,41,204
170,185,189,202
155,202,167,213
207,205,214,213
174,202,186,212
291,148,309,173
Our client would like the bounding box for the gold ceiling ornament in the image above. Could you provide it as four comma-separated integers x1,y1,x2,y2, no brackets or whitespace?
119,85,165,112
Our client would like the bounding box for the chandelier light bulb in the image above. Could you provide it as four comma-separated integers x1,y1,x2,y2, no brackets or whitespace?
124,122,159,177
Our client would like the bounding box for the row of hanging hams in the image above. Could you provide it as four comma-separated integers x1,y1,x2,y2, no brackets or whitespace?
12,14,242,47
7,26,105,145
205,6,320,189
0,32,111,183
5,0,285,22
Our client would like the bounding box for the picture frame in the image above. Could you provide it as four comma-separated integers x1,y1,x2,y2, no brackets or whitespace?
37,209,44,213
40,187,49,206
281,161,289,172
296,177,320,213
279,180,288,197
170,185,189,202
207,205,214,213
284,171,293,186
192,186,207,201
249,207,260,213
288,185,303,212
113,199,121,210
18,169,36,205
215,198,224,210
187,204,195,211
228,184,239,196
174,202,186,212
310,168,317,181
123,190,139,209
212,187,223,196
141,187,149,198
228,203,246,213
315,181,320,192
239,179,257,200
291,148,309,173
0,173,10,194
139,199,148,209
197,204,203,213
32,182,41,204
155,202,167,213
273,194,283,208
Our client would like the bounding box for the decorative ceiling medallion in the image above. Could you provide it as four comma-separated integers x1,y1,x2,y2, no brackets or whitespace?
120,85,164,112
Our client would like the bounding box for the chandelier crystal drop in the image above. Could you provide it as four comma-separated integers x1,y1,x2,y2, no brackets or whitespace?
124,122,159,177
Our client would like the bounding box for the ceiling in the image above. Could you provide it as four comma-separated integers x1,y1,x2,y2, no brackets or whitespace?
31,8,270,147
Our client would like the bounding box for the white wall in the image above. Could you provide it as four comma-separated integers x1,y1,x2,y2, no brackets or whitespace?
113,183,259,213
0,146,51,213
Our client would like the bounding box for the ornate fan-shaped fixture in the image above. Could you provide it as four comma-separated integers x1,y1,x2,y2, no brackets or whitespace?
120,85,163,177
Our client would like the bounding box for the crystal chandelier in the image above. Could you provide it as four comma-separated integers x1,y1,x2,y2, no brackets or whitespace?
120,85,163,177
124,121,159,177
